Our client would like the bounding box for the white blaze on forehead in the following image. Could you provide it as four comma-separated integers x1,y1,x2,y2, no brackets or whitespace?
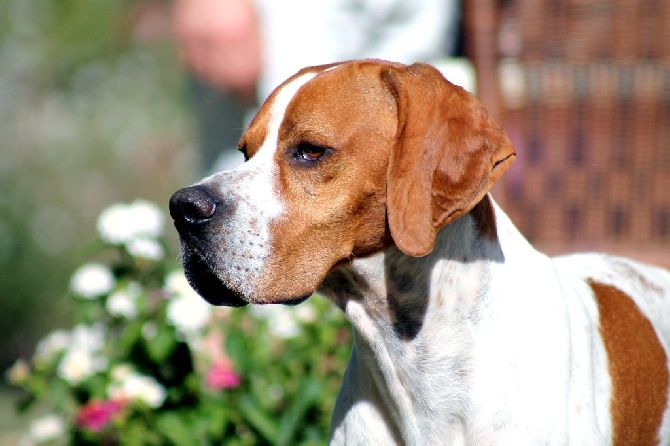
235,71,319,218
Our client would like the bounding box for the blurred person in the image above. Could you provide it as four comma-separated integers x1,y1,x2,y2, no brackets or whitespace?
173,0,459,172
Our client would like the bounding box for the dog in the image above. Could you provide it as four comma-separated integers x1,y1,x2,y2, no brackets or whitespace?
169,59,670,445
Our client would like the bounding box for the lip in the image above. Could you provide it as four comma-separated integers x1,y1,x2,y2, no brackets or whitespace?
181,248,248,307
280,294,311,306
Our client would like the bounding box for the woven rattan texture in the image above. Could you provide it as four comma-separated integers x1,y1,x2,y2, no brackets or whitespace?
468,0,670,262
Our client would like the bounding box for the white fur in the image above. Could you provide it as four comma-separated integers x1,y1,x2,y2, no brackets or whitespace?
322,200,670,445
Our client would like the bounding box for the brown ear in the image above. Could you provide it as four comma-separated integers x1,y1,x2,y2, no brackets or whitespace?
382,63,515,257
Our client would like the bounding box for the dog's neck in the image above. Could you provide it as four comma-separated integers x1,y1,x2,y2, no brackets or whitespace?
320,197,510,444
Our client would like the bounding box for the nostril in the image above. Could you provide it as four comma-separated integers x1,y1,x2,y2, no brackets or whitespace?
169,186,218,224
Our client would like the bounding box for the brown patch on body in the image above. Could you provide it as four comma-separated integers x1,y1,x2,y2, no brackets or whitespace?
590,280,669,445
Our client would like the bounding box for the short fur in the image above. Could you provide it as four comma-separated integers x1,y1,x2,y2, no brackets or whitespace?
170,60,670,445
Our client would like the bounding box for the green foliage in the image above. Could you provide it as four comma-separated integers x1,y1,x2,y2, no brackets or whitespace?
8,201,351,445
0,0,195,368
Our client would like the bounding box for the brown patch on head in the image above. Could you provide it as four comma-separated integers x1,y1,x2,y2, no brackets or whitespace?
238,85,276,158
240,62,344,159
238,114,268,159
589,280,669,445
244,60,400,301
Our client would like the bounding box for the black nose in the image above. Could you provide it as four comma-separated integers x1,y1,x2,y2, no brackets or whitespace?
169,185,218,225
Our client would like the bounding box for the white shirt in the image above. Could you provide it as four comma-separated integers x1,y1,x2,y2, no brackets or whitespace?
253,0,459,100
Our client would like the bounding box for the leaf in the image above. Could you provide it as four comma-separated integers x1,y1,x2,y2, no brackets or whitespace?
145,325,177,363
118,418,163,446
239,395,279,443
156,412,197,446
47,379,72,409
276,378,322,446
207,406,229,439
86,373,109,399
14,391,36,413
118,320,144,352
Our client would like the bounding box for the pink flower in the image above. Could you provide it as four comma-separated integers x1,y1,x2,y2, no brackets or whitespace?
76,399,125,432
205,360,241,390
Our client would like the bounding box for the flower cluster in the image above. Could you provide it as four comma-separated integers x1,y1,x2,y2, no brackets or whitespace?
56,323,107,385
205,359,242,390
76,400,126,433
96,200,166,260
8,200,351,445
107,364,166,408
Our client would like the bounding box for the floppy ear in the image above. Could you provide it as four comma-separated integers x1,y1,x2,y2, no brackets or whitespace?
382,63,516,257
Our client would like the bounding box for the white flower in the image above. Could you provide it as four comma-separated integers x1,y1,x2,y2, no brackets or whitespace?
6,359,30,384
126,236,165,260
70,323,106,353
250,305,301,339
106,283,140,318
127,200,165,238
110,363,134,381
27,414,65,444
165,270,211,333
167,291,212,334
295,300,317,323
96,200,164,245
57,324,107,384
70,263,115,298
108,372,166,408
35,330,70,360
164,270,196,298
96,203,133,244
58,348,96,385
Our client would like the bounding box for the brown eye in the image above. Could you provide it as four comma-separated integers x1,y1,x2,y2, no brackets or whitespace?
295,143,326,161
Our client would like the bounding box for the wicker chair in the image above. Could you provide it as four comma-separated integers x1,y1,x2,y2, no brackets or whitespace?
465,0,670,266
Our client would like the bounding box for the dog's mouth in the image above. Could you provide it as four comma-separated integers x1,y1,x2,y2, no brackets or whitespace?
180,244,313,307
181,248,249,307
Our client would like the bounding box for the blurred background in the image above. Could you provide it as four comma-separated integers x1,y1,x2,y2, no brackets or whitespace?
0,0,195,438
0,1,197,356
469,0,670,265
1,0,669,442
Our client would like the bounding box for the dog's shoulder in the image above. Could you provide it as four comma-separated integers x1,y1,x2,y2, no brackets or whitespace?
552,252,670,297
552,252,670,340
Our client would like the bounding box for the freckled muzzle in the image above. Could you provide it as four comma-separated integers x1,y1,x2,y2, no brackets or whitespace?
169,185,248,307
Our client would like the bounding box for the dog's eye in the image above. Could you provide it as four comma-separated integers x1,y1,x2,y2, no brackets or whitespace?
294,143,327,161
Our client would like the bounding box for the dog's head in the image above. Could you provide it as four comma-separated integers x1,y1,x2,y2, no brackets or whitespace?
169,60,515,306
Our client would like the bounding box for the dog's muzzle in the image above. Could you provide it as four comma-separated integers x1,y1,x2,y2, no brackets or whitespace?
169,185,248,307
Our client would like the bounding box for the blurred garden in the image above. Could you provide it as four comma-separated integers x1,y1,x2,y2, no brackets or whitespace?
0,0,191,363
0,0,350,444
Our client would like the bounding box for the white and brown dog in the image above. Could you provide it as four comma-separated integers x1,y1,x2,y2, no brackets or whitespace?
169,60,670,445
